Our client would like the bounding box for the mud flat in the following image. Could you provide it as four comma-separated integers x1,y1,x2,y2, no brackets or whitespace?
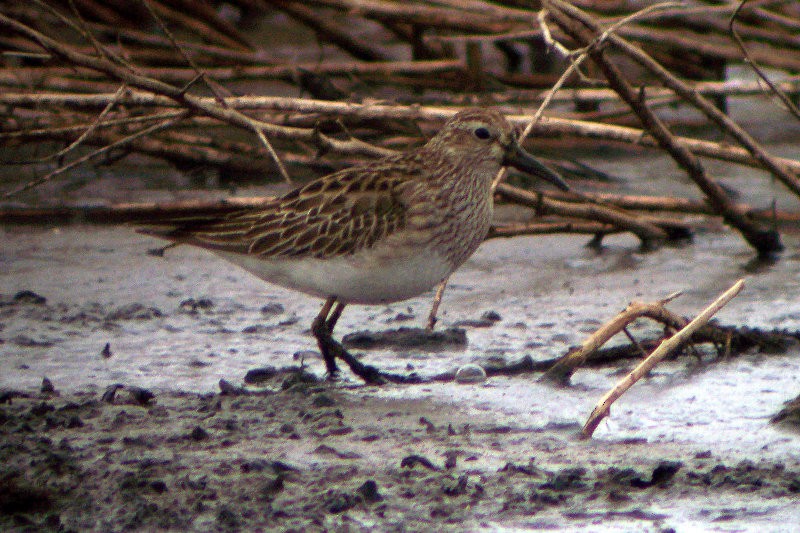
2,226,800,531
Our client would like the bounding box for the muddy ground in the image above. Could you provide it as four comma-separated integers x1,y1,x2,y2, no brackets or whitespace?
1,375,798,533
2,223,800,532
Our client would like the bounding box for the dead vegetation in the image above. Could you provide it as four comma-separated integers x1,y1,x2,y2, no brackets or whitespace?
1,1,799,255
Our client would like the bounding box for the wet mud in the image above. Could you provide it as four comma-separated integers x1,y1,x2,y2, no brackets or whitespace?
2,225,800,530
2,376,799,532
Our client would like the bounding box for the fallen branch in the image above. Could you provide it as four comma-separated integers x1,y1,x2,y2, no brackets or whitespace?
545,0,783,256
729,0,800,121
496,182,669,248
553,0,800,199
581,279,746,438
3,111,191,198
541,292,686,385
7,92,800,175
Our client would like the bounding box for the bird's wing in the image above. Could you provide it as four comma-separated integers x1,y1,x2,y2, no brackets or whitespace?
139,162,421,260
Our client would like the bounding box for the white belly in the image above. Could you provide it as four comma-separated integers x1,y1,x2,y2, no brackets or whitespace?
216,247,453,305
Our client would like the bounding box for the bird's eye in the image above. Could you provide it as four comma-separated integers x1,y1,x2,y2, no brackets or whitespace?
473,127,491,140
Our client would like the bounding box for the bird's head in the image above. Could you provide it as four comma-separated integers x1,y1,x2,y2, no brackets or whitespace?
426,108,569,192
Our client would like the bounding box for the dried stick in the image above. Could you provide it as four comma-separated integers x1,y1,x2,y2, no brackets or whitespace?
491,3,682,189
301,0,524,32
496,183,668,247
144,0,251,51
531,79,800,105
545,0,783,256
3,111,191,198
488,215,690,240
490,7,589,191
21,83,128,164
0,60,465,85
729,0,800,120
0,111,186,143
488,221,617,238
544,190,800,224
0,14,391,193
541,292,686,385
532,115,800,175
141,0,290,184
581,279,746,438
550,0,800,200
10,91,799,175
269,0,388,61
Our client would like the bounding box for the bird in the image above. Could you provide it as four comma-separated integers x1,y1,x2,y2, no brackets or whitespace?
138,108,569,384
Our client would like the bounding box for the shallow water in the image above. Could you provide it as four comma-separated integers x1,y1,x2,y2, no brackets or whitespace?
2,225,799,453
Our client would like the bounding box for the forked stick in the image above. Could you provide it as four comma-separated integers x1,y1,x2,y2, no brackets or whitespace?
581,278,745,439
541,292,685,385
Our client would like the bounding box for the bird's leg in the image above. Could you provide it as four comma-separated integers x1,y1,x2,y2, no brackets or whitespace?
322,301,387,385
325,301,346,333
426,278,448,331
311,297,339,377
312,298,421,385
312,299,384,383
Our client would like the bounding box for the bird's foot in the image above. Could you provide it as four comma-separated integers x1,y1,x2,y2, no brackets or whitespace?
336,349,423,385
314,324,423,385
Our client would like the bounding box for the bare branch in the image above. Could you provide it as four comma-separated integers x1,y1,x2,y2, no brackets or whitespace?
582,279,746,438
3,111,190,199
729,0,800,120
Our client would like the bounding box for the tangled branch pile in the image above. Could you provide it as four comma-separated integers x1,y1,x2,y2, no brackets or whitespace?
2,0,800,255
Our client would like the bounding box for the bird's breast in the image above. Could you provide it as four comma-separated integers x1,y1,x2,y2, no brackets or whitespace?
216,244,453,305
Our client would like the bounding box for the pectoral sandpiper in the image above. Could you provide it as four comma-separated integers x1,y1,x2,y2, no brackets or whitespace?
139,108,568,384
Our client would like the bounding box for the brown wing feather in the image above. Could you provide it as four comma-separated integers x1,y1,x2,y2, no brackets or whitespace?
140,161,418,260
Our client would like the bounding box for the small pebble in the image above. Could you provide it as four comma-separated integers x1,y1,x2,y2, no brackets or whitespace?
243,367,277,384
312,394,336,408
260,302,284,316
356,480,382,503
179,298,214,313
480,310,502,322
219,379,246,395
400,454,440,471
101,384,124,403
13,290,47,305
128,386,154,406
188,426,209,441
454,364,487,384
41,377,55,394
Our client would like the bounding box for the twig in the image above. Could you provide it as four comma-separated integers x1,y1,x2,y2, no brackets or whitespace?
22,83,128,165
491,3,683,189
729,0,800,120
541,297,688,385
543,190,800,225
581,278,745,438
11,91,798,175
496,183,668,247
0,110,188,143
2,111,190,199
545,0,783,256
491,8,590,191
271,0,388,61
550,0,800,201
37,0,131,69
140,0,228,106
253,128,292,184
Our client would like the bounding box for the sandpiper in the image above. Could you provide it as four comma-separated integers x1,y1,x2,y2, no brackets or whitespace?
139,108,568,384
